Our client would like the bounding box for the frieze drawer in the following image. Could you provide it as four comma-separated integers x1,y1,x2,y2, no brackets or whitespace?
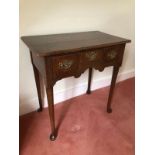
51,53,79,79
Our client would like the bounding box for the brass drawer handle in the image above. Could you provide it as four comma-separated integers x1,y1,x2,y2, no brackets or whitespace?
58,60,73,70
107,51,117,59
85,51,97,61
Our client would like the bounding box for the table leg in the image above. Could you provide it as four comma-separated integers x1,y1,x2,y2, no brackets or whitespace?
46,87,57,141
32,64,43,112
107,66,119,113
86,68,92,94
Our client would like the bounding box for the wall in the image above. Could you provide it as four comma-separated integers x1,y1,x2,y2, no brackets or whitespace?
19,0,135,115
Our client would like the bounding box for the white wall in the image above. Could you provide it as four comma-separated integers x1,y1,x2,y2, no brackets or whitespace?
19,0,135,115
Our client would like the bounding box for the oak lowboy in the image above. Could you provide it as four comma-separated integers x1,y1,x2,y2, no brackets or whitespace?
21,31,131,141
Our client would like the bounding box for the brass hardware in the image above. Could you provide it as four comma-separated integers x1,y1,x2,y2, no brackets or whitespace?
58,60,73,70
85,51,97,61
107,51,117,59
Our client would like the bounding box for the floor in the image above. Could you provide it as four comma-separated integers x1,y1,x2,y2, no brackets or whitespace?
19,78,135,155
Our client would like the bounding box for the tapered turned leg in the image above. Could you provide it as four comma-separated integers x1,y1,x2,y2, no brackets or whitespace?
32,64,43,112
46,87,57,141
107,66,119,113
86,68,92,94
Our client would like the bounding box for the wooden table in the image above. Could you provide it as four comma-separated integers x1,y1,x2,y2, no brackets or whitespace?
21,31,131,141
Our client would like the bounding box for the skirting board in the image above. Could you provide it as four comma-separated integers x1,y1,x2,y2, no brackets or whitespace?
19,69,134,115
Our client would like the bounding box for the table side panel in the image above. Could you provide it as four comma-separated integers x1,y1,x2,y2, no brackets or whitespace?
31,52,46,77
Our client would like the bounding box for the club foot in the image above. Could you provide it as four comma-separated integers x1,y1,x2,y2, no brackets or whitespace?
49,133,57,141
107,108,112,113
37,107,43,112
86,90,91,94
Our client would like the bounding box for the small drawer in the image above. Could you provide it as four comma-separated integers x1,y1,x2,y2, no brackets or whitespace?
52,53,79,78
103,45,125,64
79,49,104,71
105,49,118,61
81,50,103,62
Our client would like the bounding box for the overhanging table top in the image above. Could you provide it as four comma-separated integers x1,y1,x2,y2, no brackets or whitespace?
21,31,131,57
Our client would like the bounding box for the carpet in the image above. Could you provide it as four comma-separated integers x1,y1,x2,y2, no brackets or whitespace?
20,78,135,155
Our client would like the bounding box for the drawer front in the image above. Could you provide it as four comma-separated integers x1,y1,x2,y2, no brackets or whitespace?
79,50,103,68
81,50,103,62
103,44,125,65
52,53,79,79
79,49,107,72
